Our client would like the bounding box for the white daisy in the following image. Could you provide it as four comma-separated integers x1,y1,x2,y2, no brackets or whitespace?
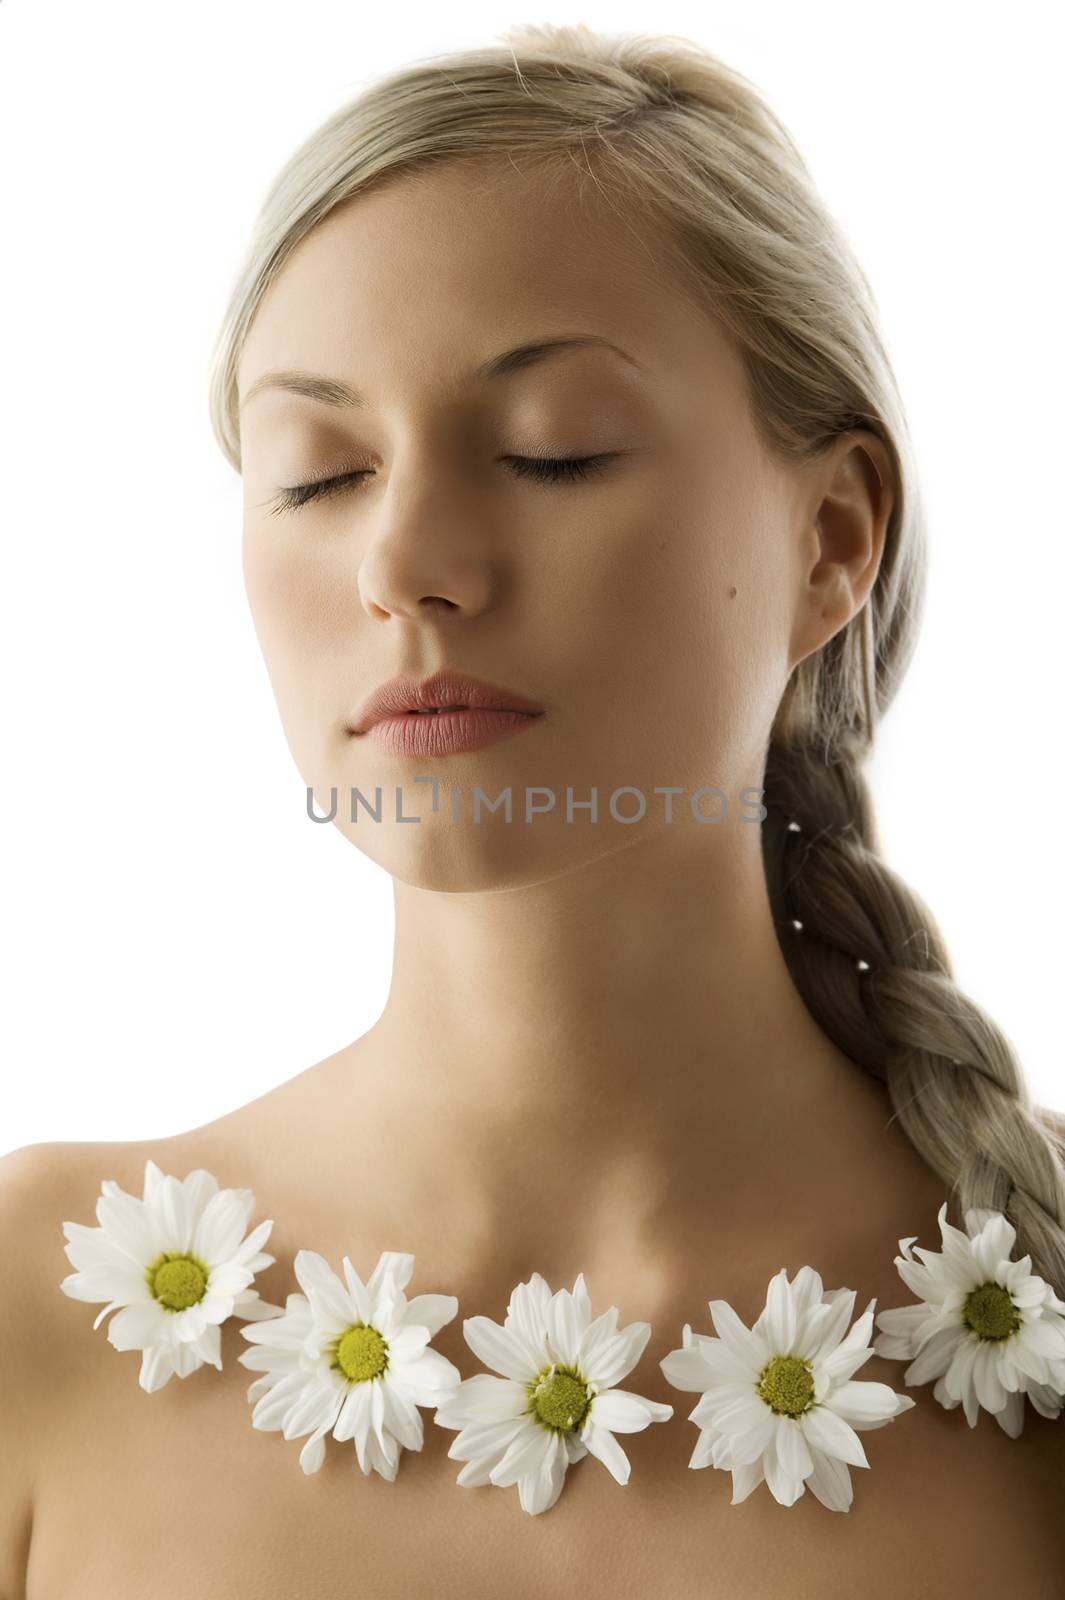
433,1271,674,1517
238,1248,461,1477
660,1266,915,1512
873,1201,1065,1436
60,1158,280,1393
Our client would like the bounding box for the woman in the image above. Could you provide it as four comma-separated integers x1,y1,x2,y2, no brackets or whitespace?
4,22,1064,1597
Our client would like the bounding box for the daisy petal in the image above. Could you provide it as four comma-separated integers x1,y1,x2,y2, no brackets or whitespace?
969,1213,1018,1277
807,1288,859,1364
446,1415,528,1462
579,1418,632,1485
763,1270,798,1352
390,1347,461,1406
804,1443,854,1512
723,1409,778,1466
293,1251,354,1330
576,1305,622,1375
972,1340,1009,1413
230,1218,274,1268
191,1188,254,1265
822,1379,909,1427
139,1342,177,1393
505,1282,556,1371
240,1300,313,1348
380,1371,425,1452
708,1298,769,1366
332,1381,370,1443
547,1285,582,1365
993,1388,1027,1437
142,1161,166,1206
153,1174,195,1254
490,1420,553,1487
401,1293,459,1338
433,1373,527,1427
388,1324,431,1362
94,1187,161,1263
252,1371,308,1430
179,1167,220,1225
339,1258,373,1321
198,1323,222,1370
873,1302,929,1359
207,1263,255,1297
776,1414,813,1484
367,1252,415,1299
60,1264,150,1305
589,1388,673,1433
518,1429,568,1515
659,1337,720,1393
763,1435,806,1506
227,1288,279,1321
728,1454,767,1505
61,1222,136,1272
107,1300,167,1352
906,1324,965,1385
1020,1318,1065,1360
801,1404,869,1469
174,1307,208,1342
463,1315,538,1381
582,1320,651,1388
282,1377,344,1440
299,1421,331,1475
1020,1380,1061,1421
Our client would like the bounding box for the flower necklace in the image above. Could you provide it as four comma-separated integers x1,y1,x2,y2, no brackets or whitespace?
59,1159,1065,1517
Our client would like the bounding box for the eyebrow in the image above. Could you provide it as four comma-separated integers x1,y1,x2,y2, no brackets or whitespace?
238,334,644,412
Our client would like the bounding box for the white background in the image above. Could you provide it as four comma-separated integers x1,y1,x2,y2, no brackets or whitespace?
1,1,1061,1154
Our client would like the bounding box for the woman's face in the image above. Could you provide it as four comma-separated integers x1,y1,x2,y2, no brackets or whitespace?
237,158,827,889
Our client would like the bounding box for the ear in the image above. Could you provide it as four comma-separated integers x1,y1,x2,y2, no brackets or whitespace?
789,431,895,671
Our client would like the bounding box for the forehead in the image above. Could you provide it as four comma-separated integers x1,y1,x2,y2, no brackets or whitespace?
237,156,748,417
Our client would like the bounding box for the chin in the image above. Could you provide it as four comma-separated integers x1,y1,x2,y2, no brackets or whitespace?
338,815,634,893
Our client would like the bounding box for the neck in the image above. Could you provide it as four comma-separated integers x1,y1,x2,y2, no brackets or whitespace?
335,820,893,1298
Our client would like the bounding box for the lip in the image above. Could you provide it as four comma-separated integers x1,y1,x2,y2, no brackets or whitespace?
348,669,544,757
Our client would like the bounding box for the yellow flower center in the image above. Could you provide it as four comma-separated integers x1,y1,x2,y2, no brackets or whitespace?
963,1281,1021,1341
146,1251,210,1311
332,1323,389,1383
527,1363,591,1432
757,1354,816,1416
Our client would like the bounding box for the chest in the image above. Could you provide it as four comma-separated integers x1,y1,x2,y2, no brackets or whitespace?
27,1313,1065,1600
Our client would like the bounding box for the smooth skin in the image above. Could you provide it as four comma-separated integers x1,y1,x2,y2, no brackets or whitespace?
4,158,1063,1598
235,153,897,1292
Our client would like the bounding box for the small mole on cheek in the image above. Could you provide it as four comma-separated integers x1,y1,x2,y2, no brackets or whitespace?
728,585,738,599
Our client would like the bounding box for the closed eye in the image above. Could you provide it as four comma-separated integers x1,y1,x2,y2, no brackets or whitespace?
267,454,621,516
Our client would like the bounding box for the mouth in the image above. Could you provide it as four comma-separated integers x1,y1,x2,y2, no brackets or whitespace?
403,703,538,716
354,701,543,757
349,671,544,736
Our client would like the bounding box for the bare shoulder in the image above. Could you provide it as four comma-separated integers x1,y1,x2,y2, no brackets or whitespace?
0,1136,199,1600
0,1146,49,1598
976,1401,1065,1583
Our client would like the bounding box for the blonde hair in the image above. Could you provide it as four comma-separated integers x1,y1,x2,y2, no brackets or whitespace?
207,23,1065,1293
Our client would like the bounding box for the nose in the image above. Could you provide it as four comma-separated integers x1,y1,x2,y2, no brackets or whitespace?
358,534,494,625
360,559,494,623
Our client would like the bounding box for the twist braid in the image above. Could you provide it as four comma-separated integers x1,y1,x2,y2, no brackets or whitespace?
763,735,1065,1298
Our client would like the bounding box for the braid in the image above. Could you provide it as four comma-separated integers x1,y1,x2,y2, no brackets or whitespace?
762,734,1065,1299
200,13,1065,1300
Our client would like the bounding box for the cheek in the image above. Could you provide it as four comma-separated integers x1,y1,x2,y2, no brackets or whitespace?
558,490,790,779
242,530,353,661
240,533,360,768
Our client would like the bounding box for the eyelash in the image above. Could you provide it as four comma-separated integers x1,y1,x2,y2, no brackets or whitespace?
268,454,618,516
